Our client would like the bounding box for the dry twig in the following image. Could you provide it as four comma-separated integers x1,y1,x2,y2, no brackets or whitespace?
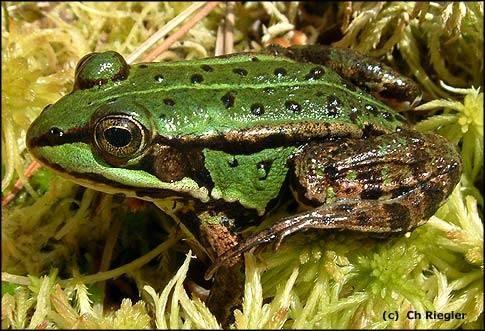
126,2,206,64
142,2,220,62
224,2,235,55
2,161,42,207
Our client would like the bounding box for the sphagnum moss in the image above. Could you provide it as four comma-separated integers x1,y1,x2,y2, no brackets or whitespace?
2,2,483,329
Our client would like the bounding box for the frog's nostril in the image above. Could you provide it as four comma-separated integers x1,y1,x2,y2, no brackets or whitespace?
49,127,64,138
46,127,64,145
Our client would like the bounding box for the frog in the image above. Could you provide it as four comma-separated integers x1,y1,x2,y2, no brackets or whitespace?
26,44,462,324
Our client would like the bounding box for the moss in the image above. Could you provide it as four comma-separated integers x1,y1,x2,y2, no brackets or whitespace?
1,2,483,329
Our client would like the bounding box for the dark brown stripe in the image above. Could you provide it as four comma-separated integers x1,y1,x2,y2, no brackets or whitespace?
384,202,411,230
360,184,383,199
153,122,365,154
420,181,445,219
28,125,90,148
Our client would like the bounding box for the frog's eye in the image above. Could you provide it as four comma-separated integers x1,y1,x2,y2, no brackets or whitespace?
74,51,129,91
93,115,148,165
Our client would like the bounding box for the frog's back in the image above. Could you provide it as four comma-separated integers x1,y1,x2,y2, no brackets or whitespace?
72,52,406,150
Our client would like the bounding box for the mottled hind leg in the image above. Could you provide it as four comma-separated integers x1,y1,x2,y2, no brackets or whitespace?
265,44,422,110
206,130,461,278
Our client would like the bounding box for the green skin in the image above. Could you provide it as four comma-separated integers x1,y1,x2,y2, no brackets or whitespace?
26,45,462,324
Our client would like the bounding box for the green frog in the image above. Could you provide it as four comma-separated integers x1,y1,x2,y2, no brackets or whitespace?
26,45,462,324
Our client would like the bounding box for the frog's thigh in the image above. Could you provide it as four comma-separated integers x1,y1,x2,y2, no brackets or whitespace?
291,132,460,210
288,131,460,230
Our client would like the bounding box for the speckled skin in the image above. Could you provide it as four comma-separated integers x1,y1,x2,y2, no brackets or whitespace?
26,46,462,325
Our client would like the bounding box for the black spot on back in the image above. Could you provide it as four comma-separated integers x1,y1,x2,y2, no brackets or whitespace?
154,74,164,82
257,160,273,180
357,213,370,225
336,204,354,212
274,67,287,77
362,124,384,139
233,68,248,76
191,74,204,83
420,182,445,218
381,111,394,121
391,186,413,199
228,157,239,167
324,165,338,180
201,64,213,72
163,98,175,106
327,95,342,117
250,103,264,116
349,107,361,123
305,66,325,80
221,92,235,109
285,100,301,112
365,104,379,117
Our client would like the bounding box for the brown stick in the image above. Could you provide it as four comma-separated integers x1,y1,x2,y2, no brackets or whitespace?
223,2,235,55
2,161,42,207
214,22,224,56
126,2,206,64
142,2,220,62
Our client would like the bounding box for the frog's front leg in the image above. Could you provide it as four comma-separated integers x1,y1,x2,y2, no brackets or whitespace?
206,130,461,278
196,212,244,327
266,45,422,111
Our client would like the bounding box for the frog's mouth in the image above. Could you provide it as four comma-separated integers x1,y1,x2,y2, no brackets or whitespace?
28,142,210,203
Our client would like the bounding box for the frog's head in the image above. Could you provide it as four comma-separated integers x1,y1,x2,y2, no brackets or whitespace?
26,51,210,202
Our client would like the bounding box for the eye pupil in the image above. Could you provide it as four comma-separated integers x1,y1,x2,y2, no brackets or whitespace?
104,127,132,148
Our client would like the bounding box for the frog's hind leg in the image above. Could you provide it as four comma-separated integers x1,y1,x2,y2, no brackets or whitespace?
206,130,461,279
265,44,422,110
